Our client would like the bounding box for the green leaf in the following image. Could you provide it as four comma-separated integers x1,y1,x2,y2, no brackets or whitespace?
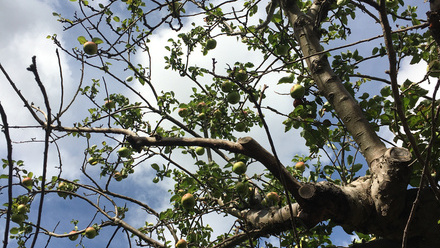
92,37,103,44
352,163,363,173
77,36,87,45
151,163,159,171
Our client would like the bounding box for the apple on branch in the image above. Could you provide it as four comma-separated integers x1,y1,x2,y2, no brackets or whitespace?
232,161,247,175
83,41,98,55
22,177,33,187
84,226,97,239
68,230,79,241
195,147,205,156
295,161,306,171
181,193,195,210
176,239,188,248
290,84,305,99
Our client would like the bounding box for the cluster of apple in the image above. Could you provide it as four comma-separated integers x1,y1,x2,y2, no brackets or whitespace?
57,181,77,198
229,67,248,83
11,202,28,225
67,226,97,241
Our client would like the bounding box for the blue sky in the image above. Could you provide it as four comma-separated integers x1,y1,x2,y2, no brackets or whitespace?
0,1,433,247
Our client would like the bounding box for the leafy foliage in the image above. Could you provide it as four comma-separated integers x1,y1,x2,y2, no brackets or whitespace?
1,1,438,248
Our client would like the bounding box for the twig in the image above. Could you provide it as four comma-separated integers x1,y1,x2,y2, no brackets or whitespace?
0,102,13,248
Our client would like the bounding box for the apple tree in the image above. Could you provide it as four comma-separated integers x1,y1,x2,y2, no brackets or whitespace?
1,0,440,247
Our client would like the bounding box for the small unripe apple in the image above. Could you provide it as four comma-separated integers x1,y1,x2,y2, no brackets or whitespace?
290,84,305,99
83,41,98,55
85,226,97,239
117,147,131,158
57,182,68,197
114,172,123,181
181,193,195,210
235,182,249,195
104,100,115,109
197,102,207,112
17,204,27,214
69,230,79,241
178,108,189,117
234,122,246,132
227,92,240,104
176,239,188,248
295,161,305,171
22,177,32,187
195,147,205,156
235,69,248,82
266,192,280,206
232,161,247,175
221,81,233,92
206,39,217,50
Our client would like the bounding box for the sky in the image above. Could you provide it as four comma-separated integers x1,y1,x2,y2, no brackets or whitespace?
0,0,433,247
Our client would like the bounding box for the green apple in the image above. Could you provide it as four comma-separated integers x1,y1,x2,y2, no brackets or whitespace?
178,108,189,117
197,102,207,112
290,84,305,99
206,39,217,50
181,193,195,210
234,122,246,132
104,99,116,109
235,182,249,195
85,226,97,239
117,147,131,158
126,75,134,82
17,204,27,214
57,182,68,197
221,81,233,92
176,239,188,248
22,177,32,187
114,172,123,181
69,230,79,241
83,41,98,55
235,69,248,82
266,192,280,206
227,92,240,104
232,161,247,175
195,147,205,156
295,161,305,171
